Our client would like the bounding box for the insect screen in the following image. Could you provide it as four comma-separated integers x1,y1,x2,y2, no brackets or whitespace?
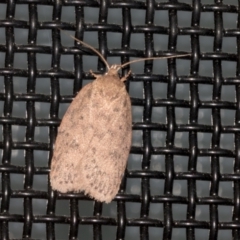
0,1,238,240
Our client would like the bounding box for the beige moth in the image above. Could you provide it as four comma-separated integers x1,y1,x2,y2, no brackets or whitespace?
50,35,190,203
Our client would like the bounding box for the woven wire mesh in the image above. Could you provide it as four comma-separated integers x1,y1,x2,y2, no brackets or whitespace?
0,0,239,239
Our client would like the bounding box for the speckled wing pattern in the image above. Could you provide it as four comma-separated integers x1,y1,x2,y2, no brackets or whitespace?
50,72,132,203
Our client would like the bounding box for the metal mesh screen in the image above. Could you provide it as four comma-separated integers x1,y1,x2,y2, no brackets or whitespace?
0,0,239,239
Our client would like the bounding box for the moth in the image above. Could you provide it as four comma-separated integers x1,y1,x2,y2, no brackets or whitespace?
50,34,190,203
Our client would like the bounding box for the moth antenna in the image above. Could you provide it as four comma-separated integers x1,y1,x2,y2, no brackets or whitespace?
69,35,110,70
59,29,110,70
120,54,191,68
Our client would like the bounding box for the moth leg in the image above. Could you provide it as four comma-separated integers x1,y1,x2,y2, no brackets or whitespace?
121,70,131,82
90,70,101,78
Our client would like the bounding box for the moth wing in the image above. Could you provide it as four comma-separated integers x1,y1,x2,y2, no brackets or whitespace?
81,88,132,203
51,75,132,203
50,82,95,192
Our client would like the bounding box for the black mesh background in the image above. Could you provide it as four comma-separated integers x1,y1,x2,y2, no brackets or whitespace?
0,0,239,239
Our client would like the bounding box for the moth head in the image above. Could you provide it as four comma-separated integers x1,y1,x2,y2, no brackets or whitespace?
106,65,122,76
